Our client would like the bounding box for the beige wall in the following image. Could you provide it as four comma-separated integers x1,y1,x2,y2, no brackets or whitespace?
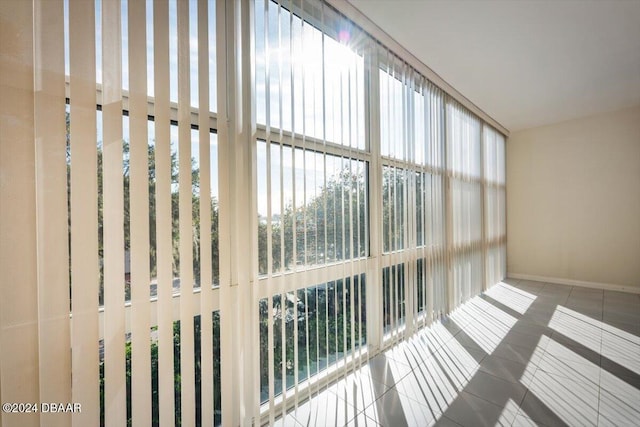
507,105,640,289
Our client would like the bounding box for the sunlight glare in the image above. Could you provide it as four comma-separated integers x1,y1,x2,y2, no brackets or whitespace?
549,305,601,355
450,298,517,354
485,282,536,314
496,398,520,426
528,361,599,426
598,368,640,425
601,324,640,375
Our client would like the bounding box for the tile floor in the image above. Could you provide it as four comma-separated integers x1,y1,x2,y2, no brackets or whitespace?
274,279,640,426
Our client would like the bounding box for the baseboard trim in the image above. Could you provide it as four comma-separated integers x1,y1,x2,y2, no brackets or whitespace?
507,273,640,294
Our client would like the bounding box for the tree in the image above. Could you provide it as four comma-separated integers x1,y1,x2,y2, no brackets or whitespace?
66,110,219,301
256,161,369,401
66,111,221,425
258,163,367,274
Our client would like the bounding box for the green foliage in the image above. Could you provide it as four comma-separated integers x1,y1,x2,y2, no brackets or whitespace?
69,110,371,419
66,111,219,304
100,315,221,427
68,110,222,425
259,275,366,403
382,166,408,253
258,165,367,275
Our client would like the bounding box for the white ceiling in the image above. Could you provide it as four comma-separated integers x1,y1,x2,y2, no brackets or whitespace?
348,0,640,132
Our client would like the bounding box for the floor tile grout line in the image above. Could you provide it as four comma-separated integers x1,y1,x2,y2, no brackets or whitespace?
341,357,416,426
441,414,465,426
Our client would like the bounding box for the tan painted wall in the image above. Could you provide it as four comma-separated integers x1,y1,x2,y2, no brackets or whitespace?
507,106,640,289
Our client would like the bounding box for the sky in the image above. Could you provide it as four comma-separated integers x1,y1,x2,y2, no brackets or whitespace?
63,0,451,216
64,0,217,108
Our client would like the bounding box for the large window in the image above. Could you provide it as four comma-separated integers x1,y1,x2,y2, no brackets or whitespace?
1,0,507,425
64,0,221,425
257,142,367,274
254,1,370,414
259,274,366,403
379,61,449,336
255,0,365,148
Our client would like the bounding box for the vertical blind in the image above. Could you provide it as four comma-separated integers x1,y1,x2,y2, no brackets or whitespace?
2,0,222,425
0,0,506,426
378,52,449,345
483,126,508,288
447,101,483,305
254,0,369,422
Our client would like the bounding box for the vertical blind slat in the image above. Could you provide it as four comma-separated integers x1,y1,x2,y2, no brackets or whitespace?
101,0,127,423
34,0,72,425
152,1,176,425
177,1,196,425
128,0,152,424
68,0,101,423
197,0,215,425
0,1,40,425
